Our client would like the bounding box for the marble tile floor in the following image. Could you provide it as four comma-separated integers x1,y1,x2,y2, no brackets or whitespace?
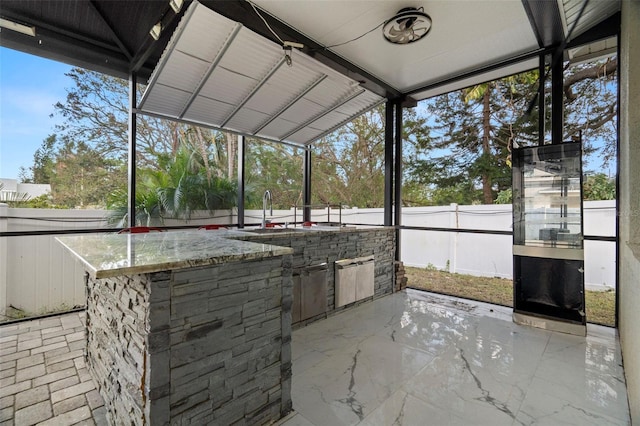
0,290,630,425
280,289,630,426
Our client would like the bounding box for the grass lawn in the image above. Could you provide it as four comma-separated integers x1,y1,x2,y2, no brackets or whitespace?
405,266,616,327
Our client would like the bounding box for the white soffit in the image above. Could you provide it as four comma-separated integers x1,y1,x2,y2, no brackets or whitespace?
560,0,620,41
568,36,617,65
138,1,384,145
252,0,540,94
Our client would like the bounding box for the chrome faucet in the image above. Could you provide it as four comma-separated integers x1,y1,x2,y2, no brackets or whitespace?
262,190,273,228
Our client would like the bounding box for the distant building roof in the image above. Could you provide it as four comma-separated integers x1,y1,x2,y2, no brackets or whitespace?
0,178,51,200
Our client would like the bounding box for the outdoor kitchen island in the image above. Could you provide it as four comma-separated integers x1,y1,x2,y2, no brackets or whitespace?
56,226,396,425
56,230,294,425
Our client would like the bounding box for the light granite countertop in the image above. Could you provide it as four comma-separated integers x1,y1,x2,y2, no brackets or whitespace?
57,230,293,279
231,225,391,239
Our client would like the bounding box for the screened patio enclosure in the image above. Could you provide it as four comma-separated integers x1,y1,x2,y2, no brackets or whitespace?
1,0,638,422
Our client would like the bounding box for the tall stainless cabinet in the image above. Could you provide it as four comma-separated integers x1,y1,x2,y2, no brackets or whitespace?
512,142,586,335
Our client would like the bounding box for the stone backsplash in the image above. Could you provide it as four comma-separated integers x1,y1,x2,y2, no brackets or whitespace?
237,228,396,326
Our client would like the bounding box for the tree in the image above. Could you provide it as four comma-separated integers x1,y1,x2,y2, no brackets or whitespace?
245,140,303,210
312,105,431,208
409,82,520,205
19,67,241,210
51,139,126,208
311,107,386,208
18,134,57,184
18,134,126,208
108,146,237,226
407,56,617,205
583,173,616,201
54,68,171,163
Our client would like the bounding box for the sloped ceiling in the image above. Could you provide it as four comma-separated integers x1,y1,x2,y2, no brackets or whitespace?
138,1,384,146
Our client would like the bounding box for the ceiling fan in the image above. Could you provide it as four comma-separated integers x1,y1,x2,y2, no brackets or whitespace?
382,7,432,45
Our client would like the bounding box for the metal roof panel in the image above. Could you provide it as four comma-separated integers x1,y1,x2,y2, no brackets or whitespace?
184,96,235,125
139,0,385,145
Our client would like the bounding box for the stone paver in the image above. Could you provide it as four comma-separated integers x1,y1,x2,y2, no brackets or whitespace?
46,358,74,374
38,405,92,426
0,312,106,425
51,380,96,405
53,394,86,416
16,353,44,370
49,375,80,393
15,362,46,382
0,360,16,371
0,376,14,388
14,399,52,425
30,340,68,355
16,337,42,351
0,380,30,398
0,367,14,379
0,406,13,423
15,385,49,410
85,389,104,411
33,366,77,387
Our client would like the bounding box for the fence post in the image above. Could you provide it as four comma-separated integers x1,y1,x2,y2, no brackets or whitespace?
0,203,7,317
448,203,458,273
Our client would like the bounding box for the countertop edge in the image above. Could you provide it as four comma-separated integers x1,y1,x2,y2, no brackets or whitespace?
91,246,294,279
56,233,293,279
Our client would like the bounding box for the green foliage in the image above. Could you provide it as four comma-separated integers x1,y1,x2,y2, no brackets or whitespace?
53,140,126,208
108,146,237,226
18,133,127,209
313,105,431,208
583,173,616,200
408,58,617,206
411,71,539,205
495,188,512,204
18,134,57,184
17,57,617,213
312,106,386,207
245,140,303,209
19,194,60,209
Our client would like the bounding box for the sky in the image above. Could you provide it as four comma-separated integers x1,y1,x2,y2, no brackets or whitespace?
0,47,73,180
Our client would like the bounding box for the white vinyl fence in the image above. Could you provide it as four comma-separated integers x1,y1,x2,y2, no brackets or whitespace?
0,201,616,318
398,202,617,293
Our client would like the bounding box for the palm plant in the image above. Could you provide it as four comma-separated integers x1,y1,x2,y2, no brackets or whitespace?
107,146,237,226
0,182,32,206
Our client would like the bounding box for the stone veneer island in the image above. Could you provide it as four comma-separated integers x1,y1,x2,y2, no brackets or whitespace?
56,226,395,425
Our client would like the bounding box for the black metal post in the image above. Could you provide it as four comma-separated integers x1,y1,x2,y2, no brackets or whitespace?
538,54,546,146
303,148,312,222
551,48,564,145
237,135,245,228
394,101,403,261
615,30,621,328
127,73,137,226
384,101,394,227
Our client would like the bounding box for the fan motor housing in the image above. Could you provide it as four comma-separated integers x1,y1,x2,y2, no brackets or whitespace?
382,7,432,45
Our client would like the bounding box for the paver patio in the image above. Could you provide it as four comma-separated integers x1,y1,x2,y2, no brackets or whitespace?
0,312,106,425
